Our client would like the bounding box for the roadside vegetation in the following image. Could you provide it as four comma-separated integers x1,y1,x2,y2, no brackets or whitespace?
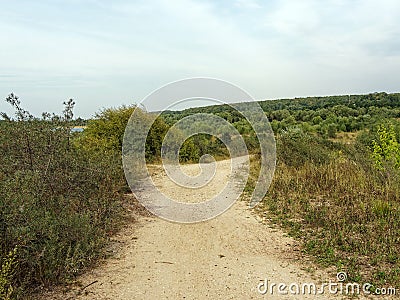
253,127,400,289
1,91,400,297
0,95,130,299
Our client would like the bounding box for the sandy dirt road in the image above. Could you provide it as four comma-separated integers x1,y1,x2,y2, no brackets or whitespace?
46,158,343,300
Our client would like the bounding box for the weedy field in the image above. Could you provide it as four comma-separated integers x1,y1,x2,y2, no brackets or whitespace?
249,128,400,289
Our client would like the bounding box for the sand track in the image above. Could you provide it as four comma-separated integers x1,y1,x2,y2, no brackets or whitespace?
45,158,342,300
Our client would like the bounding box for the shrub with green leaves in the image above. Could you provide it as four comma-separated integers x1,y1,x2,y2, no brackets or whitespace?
0,247,17,300
75,105,169,163
0,94,126,297
276,128,339,167
371,124,400,169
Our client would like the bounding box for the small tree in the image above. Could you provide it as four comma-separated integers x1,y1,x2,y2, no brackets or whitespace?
372,124,400,169
77,106,169,162
327,123,337,138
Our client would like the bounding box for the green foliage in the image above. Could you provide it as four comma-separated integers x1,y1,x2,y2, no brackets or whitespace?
277,128,337,167
371,124,400,169
0,247,17,300
76,105,134,154
163,92,400,138
326,123,337,138
312,115,323,125
0,95,126,297
145,115,170,162
179,137,200,162
77,106,169,163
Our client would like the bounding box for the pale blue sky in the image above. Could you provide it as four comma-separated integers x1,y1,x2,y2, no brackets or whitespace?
1,0,399,118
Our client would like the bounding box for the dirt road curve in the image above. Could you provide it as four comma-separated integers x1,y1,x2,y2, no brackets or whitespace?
47,159,341,300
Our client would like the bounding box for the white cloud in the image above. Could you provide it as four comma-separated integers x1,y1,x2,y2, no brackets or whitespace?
0,0,399,117
263,0,400,58
234,0,261,9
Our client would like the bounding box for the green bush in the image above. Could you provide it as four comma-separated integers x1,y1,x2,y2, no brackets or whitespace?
76,105,135,154
0,94,126,297
371,124,400,169
277,128,338,167
75,106,169,163
0,247,17,300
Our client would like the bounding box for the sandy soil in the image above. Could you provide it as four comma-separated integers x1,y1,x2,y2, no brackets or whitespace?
43,158,348,300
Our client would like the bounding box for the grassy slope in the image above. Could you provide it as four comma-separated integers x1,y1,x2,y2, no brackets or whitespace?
248,132,400,289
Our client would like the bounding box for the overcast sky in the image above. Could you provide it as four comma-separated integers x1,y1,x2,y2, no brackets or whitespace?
1,0,399,118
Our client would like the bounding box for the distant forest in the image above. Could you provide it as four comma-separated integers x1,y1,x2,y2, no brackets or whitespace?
162,92,400,138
